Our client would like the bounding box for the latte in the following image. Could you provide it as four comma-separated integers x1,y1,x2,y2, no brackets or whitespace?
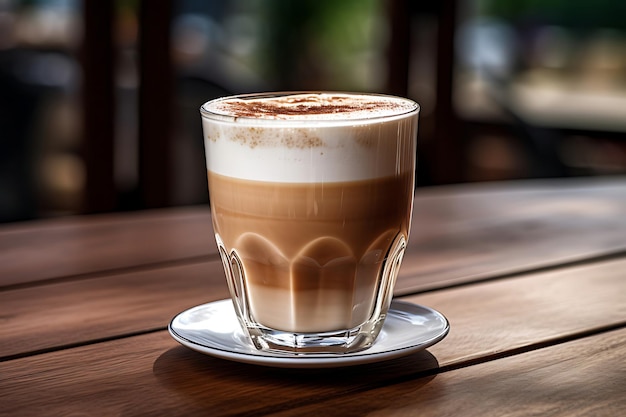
201,92,418,351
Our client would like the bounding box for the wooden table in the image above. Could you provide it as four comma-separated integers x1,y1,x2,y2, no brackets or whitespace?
2,177,625,416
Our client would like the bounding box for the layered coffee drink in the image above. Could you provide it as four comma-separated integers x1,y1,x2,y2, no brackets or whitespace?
201,92,419,353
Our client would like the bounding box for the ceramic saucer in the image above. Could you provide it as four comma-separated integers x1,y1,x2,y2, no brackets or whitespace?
168,299,449,368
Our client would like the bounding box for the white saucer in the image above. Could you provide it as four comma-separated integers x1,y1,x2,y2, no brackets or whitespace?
168,299,449,368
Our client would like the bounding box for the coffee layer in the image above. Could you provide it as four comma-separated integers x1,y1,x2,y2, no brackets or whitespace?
209,172,413,332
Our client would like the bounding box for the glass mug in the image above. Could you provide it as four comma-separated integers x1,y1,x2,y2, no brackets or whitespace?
201,92,419,354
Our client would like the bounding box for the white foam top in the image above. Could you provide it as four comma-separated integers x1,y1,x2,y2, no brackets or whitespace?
202,92,418,122
201,93,419,182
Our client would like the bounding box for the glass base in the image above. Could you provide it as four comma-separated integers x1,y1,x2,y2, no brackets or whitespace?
217,232,407,355
244,315,387,354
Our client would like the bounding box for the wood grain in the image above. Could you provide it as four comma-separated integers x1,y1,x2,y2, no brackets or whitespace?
268,328,626,417
1,178,624,417
0,207,215,287
402,177,626,292
2,255,625,366
2,178,624,292
402,258,626,368
1,314,623,416
0,262,229,360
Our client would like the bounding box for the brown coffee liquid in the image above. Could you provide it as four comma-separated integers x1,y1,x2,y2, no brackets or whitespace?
208,171,413,332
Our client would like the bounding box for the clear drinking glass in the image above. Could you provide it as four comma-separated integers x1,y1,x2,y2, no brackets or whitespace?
201,92,419,354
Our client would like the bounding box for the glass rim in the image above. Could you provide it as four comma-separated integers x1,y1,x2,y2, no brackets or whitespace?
200,91,420,126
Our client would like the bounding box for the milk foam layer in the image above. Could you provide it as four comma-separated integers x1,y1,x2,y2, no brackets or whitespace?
202,93,419,183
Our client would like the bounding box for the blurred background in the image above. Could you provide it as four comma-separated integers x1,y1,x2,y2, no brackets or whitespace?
1,0,625,222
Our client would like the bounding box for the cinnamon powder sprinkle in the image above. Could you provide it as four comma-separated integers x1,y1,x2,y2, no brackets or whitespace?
207,93,414,120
